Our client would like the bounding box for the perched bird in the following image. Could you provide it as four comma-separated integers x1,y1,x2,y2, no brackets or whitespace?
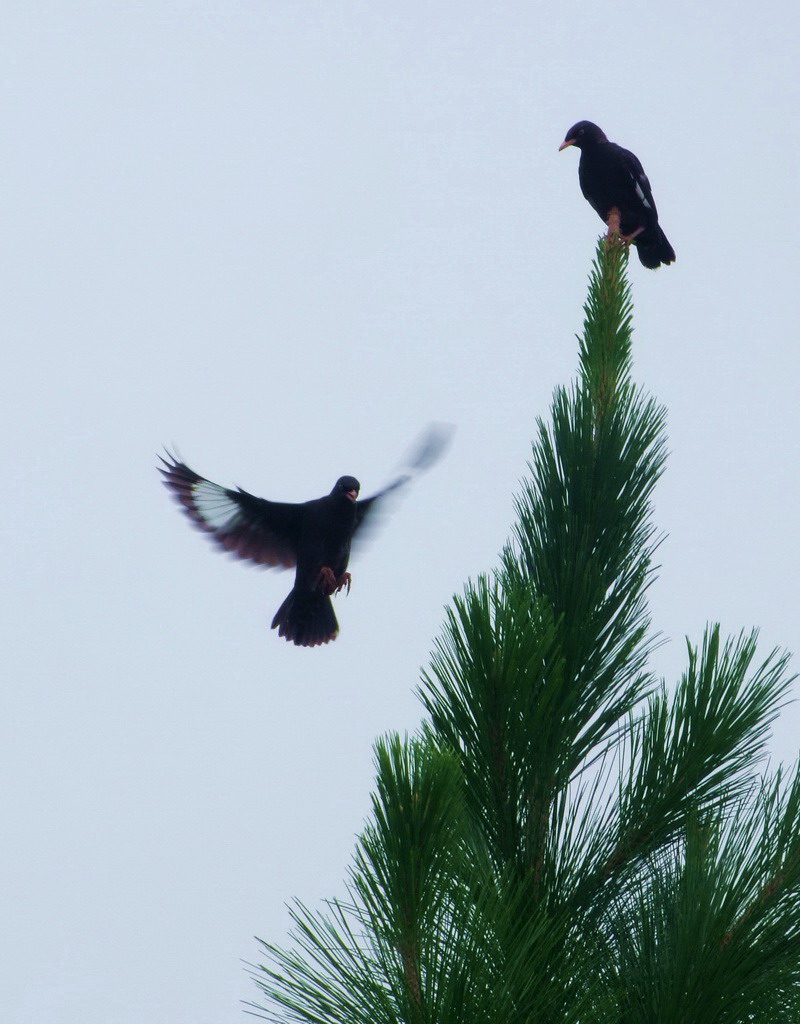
159,426,451,648
559,120,675,269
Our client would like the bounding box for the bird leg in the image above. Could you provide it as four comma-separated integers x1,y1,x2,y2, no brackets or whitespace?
316,566,338,595
604,208,630,256
316,567,352,596
605,207,621,237
606,209,643,250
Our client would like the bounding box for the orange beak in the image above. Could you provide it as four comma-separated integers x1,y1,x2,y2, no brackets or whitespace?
558,138,575,152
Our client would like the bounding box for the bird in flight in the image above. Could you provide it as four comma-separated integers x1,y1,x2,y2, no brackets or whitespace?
559,120,675,269
159,425,451,648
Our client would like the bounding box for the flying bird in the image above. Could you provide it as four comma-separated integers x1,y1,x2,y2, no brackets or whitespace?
159,426,451,648
559,120,675,269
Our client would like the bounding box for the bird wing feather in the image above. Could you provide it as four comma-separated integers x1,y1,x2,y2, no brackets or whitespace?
159,453,302,569
353,476,410,534
619,146,658,216
352,424,452,541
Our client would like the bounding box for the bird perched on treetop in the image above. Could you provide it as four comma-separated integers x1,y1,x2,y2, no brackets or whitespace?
159,425,451,648
559,120,675,269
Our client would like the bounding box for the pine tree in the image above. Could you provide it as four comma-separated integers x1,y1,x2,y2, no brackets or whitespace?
248,240,800,1024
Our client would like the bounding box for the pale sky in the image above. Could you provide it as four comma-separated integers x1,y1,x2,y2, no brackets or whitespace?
3,1,800,1021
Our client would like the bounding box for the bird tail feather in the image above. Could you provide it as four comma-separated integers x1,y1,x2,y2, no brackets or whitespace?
271,588,339,647
634,225,675,269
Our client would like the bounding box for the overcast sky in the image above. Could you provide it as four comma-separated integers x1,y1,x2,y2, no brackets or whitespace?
3,1,800,1021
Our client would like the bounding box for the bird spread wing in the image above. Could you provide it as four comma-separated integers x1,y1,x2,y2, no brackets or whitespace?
354,476,410,535
159,454,303,569
619,146,658,217
352,423,453,542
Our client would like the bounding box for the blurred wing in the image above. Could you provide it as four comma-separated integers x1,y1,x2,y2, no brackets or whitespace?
159,453,302,569
620,147,658,217
354,476,410,536
405,422,454,472
352,423,453,548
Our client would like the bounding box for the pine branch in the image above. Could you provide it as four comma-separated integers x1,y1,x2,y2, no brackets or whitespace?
602,767,800,1024
421,238,666,885
579,236,634,417
248,238,799,1024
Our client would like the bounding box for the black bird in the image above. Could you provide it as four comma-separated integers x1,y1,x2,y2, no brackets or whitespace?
159,427,450,647
559,120,675,269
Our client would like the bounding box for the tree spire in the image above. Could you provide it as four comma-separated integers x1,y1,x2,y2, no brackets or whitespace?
248,239,796,1024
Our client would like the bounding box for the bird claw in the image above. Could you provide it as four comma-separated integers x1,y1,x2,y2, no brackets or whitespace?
316,566,338,595
606,209,643,246
605,207,621,238
316,568,352,596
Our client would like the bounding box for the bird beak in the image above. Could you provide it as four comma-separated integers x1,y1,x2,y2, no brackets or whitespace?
346,490,358,502
558,138,575,152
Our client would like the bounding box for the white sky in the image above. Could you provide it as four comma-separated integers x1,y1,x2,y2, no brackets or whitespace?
3,1,800,1021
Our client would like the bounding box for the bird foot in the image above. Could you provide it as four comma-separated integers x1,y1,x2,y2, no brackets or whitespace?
605,207,621,237
316,567,352,596
316,566,338,595
606,209,644,246
604,235,628,259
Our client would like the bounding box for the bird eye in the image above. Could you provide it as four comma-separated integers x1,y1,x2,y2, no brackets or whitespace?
578,128,585,135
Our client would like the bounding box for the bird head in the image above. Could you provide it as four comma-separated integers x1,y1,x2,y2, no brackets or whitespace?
559,121,607,151
332,475,360,502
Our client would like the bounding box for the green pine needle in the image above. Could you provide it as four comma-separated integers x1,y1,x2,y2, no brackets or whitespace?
248,239,797,1024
